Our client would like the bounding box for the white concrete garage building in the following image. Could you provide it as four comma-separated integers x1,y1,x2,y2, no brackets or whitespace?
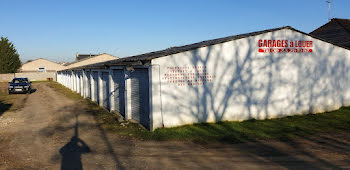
57,26,350,130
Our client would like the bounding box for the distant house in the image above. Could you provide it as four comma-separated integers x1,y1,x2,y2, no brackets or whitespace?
310,18,350,48
63,53,118,70
20,58,66,72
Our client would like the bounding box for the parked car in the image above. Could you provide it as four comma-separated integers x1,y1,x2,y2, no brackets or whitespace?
8,78,32,94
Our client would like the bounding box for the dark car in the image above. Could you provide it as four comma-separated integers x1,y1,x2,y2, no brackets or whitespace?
8,78,32,94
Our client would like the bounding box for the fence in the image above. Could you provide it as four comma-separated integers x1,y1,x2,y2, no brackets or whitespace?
0,72,56,82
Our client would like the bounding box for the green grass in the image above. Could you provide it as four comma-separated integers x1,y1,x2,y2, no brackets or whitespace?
47,81,350,143
47,82,84,101
0,91,11,113
148,110,350,143
0,90,29,113
31,80,50,83
0,81,46,112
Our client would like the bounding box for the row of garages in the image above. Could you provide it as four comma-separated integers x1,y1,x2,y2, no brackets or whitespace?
57,26,350,130
57,67,151,129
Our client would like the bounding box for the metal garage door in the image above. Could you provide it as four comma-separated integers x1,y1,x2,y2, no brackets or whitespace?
79,71,84,96
130,68,150,129
102,72,110,110
86,71,91,99
76,72,80,93
92,71,99,103
112,69,125,116
73,72,77,91
77,72,81,94
70,72,73,90
79,72,82,94
75,72,78,92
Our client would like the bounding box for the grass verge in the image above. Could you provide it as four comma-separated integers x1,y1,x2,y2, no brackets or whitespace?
0,81,44,113
47,81,350,144
0,90,28,114
31,80,50,83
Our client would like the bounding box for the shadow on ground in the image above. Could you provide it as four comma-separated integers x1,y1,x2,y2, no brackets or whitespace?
215,124,347,169
30,89,37,93
39,103,126,170
59,113,90,170
41,82,350,169
0,101,12,116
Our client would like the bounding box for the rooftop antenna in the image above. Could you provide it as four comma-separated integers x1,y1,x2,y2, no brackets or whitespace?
326,0,331,21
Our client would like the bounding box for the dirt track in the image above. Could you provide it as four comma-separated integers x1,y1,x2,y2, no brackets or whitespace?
1,82,350,169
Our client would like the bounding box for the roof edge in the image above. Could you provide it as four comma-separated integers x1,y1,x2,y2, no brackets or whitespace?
333,18,350,34
58,25,350,71
23,58,62,65
112,26,292,61
65,53,118,66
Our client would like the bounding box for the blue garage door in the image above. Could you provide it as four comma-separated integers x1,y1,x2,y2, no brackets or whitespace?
130,68,150,129
79,71,84,96
112,69,125,117
92,71,99,103
86,71,91,99
102,72,110,110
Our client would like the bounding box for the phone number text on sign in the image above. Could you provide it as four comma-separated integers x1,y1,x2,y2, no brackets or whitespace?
162,66,216,86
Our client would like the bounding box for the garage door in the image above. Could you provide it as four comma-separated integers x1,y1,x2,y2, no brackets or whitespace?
92,71,99,103
79,72,82,94
112,69,125,117
79,71,84,96
102,72,110,110
70,72,73,90
76,72,80,93
86,71,91,99
130,68,150,129
73,72,77,91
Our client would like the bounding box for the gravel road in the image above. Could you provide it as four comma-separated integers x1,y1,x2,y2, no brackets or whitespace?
0,82,350,169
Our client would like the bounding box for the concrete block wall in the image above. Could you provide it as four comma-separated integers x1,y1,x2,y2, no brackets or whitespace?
0,73,16,82
0,72,56,82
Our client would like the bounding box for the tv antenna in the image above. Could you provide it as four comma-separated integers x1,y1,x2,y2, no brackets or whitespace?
326,0,331,20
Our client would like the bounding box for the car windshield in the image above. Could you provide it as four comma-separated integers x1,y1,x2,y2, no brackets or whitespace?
12,79,28,84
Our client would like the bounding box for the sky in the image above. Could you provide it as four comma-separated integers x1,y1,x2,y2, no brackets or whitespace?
1,0,350,63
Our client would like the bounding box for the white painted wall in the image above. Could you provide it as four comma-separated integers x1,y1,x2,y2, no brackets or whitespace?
151,28,350,129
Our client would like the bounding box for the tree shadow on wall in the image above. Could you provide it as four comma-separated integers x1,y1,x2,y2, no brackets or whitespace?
160,32,349,169
165,31,346,125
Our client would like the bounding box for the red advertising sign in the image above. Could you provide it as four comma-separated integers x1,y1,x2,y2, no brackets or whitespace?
258,40,313,53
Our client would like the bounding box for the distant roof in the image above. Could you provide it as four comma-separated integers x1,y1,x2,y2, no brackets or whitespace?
65,53,117,66
76,54,99,61
22,58,60,65
62,26,350,71
310,18,350,48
